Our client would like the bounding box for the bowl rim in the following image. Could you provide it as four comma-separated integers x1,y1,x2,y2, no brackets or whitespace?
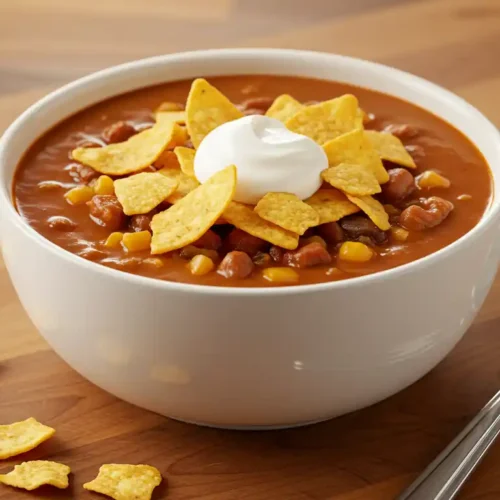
1,47,500,296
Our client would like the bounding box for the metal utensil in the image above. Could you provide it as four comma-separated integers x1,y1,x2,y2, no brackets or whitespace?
397,391,500,500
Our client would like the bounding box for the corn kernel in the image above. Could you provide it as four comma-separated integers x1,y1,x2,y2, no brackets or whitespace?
383,204,400,216
94,175,115,195
300,235,327,248
122,231,151,252
457,194,472,201
338,241,373,262
262,267,299,284
189,254,214,276
143,257,165,268
104,231,124,248
64,185,94,205
416,170,451,189
390,226,409,242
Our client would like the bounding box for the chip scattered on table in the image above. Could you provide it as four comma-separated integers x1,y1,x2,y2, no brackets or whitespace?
346,194,390,230
364,130,417,169
0,417,55,460
0,461,70,491
255,192,319,235
72,111,185,175
83,464,162,500
151,165,236,254
159,166,200,203
323,129,389,183
265,94,304,122
285,94,362,145
174,146,196,177
186,78,243,149
114,172,178,215
305,189,360,224
321,162,381,196
224,201,299,250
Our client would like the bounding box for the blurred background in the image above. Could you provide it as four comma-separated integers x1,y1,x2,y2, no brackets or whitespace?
0,0,499,132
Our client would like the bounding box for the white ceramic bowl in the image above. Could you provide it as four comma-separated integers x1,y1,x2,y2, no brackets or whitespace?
1,49,500,429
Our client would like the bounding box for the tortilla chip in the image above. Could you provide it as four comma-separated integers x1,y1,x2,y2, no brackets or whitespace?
0,418,55,459
83,464,161,500
114,172,178,215
159,167,200,203
151,165,236,254
186,78,243,148
255,193,319,235
323,129,389,184
0,461,70,491
285,94,362,145
174,146,196,177
265,94,304,122
364,130,417,168
305,189,360,224
72,111,185,176
321,162,381,196
154,149,180,169
346,194,390,230
224,202,299,250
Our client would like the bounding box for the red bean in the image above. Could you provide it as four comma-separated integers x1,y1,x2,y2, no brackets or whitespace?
225,228,268,256
47,216,77,231
102,121,137,144
193,229,222,250
382,168,416,204
283,242,331,269
88,195,126,231
400,196,454,231
218,251,254,279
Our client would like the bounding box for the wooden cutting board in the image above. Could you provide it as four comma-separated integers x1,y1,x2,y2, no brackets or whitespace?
2,0,500,498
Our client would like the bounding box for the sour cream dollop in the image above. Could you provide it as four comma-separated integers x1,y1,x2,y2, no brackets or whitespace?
194,115,328,204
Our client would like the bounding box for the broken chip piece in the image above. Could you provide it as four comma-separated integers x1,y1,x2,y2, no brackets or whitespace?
265,94,304,122
305,189,360,224
83,464,162,500
0,417,55,460
159,166,200,203
174,146,196,177
364,130,417,169
72,111,185,176
321,162,381,196
151,165,236,254
286,94,362,145
255,192,319,235
186,78,243,149
346,194,391,230
114,172,178,216
0,461,70,491
224,201,299,250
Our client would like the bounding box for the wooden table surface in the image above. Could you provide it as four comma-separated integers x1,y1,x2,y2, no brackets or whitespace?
1,0,500,498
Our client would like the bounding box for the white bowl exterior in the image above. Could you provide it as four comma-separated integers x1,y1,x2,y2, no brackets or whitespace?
1,50,500,427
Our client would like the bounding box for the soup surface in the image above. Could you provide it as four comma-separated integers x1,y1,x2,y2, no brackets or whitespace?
13,75,492,287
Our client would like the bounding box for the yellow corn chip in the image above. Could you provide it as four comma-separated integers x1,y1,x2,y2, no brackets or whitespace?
0,417,55,459
174,146,196,177
265,94,304,122
224,202,299,250
346,194,390,230
151,165,236,254
364,130,417,168
159,167,200,203
83,464,161,500
305,189,360,224
154,149,180,169
285,94,362,145
323,129,389,184
186,78,243,149
0,461,70,490
254,193,319,235
114,172,178,216
321,162,381,196
72,111,185,176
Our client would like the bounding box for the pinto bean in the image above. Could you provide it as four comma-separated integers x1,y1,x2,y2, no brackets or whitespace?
129,214,153,232
382,168,416,204
78,247,106,261
218,251,254,279
283,242,331,269
225,228,268,256
66,162,100,184
193,229,222,250
400,196,454,231
405,144,425,161
340,216,388,245
317,222,344,245
88,195,126,231
47,216,77,231
102,121,137,144
383,124,419,140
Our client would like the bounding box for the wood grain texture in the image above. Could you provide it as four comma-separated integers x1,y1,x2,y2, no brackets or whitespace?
1,0,500,498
